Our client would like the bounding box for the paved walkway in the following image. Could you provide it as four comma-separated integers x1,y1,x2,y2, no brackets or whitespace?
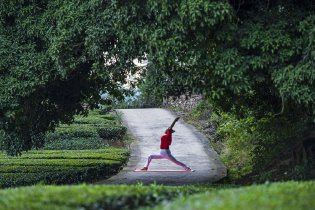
98,108,226,185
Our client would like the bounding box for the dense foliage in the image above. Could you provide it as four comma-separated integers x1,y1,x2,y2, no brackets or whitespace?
187,99,312,180
125,0,315,180
1,0,314,155
0,0,139,155
0,149,129,188
136,0,315,118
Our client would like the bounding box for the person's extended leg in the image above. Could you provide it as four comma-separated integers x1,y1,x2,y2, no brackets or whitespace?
164,150,191,170
141,154,164,170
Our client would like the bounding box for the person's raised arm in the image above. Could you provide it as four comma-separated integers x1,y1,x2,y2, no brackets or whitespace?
168,117,180,130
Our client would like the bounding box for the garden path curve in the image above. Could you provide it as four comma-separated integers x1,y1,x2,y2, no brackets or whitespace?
97,108,226,185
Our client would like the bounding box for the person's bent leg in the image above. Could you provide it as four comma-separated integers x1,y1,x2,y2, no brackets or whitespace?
142,154,164,170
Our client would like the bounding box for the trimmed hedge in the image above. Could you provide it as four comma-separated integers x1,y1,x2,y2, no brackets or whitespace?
43,137,108,150
0,149,129,188
97,125,127,140
47,125,98,139
46,124,127,141
73,114,114,125
100,114,117,121
43,109,128,151
0,184,211,210
151,181,315,210
0,177,312,210
99,105,113,115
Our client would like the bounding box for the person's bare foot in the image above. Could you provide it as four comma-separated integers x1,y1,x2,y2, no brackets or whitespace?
184,167,192,171
140,167,148,171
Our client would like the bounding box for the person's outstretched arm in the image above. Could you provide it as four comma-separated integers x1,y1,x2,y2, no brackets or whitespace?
168,117,180,130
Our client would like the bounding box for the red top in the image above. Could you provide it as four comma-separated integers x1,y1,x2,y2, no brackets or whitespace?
160,129,172,149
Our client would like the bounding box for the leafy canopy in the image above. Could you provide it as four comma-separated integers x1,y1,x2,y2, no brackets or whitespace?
136,0,315,117
0,0,140,155
1,0,315,155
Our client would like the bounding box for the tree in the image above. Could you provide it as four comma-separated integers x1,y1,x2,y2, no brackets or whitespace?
0,0,141,155
1,0,314,155
130,0,315,118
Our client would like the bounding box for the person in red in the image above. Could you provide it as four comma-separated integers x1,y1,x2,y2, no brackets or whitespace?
141,117,192,171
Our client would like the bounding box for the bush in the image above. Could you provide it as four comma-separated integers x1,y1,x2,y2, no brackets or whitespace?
97,126,127,140
45,110,125,148
43,137,108,150
250,115,306,172
151,181,315,210
73,117,113,125
0,184,212,210
187,99,308,180
73,110,116,125
99,105,113,115
0,149,129,188
100,114,117,121
213,111,256,179
47,125,98,139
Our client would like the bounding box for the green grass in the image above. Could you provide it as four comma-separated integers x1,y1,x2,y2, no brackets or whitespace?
149,181,315,210
0,149,129,188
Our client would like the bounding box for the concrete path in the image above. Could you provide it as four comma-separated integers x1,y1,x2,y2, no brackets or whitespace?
98,108,226,185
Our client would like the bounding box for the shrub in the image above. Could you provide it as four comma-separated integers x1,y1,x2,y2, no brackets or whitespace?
73,110,116,125
43,137,108,150
250,115,306,172
73,117,113,125
0,149,129,188
45,110,125,148
0,184,212,210
100,114,117,121
188,99,309,180
151,181,315,210
97,126,127,140
47,125,98,139
99,105,113,115
214,112,256,179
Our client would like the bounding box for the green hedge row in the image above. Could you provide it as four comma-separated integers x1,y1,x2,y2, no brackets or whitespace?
98,105,113,115
97,126,127,140
43,137,108,150
47,125,98,139
0,165,118,188
0,149,129,188
73,112,115,125
0,184,212,210
0,180,312,210
46,115,127,144
0,149,128,161
46,125,127,142
150,181,315,210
